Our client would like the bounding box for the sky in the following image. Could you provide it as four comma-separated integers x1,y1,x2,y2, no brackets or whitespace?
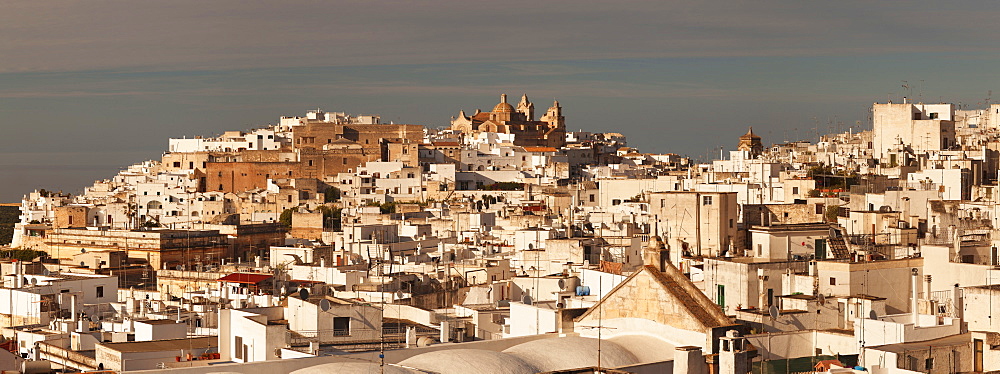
3,0,1000,201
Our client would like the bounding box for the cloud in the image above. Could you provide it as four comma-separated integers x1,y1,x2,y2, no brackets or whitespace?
2,0,999,73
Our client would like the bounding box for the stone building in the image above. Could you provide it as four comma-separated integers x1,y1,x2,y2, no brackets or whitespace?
44,228,230,270
450,94,567,148
737,127,764,158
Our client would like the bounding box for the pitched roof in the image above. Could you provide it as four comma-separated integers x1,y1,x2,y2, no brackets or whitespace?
576,265,733,332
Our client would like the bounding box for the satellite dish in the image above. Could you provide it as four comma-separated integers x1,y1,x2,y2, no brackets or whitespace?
522,295,533,305
869,310,878,320
768,305,779,320
319,299,331,312
29,278,37,286
90,314,100,322
42,269,50,276
80,261,86,267
817,294,826,306
395,290,404,300
299,288,310,300
80,248,86,253
558,279,566,290
176,265,184,271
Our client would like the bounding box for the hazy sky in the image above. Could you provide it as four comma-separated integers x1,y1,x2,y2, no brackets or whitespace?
3,0,1000,201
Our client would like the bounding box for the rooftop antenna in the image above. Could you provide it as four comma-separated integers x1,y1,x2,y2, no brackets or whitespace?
902,81,911,98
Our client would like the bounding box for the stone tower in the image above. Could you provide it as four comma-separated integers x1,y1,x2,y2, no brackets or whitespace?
737,126,763,158
516,94,534,120
540,100,564,129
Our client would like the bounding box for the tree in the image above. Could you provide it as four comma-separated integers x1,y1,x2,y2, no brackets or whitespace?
324,187,341,203
316,206,343,231
825,205,841,222
279,208,295,228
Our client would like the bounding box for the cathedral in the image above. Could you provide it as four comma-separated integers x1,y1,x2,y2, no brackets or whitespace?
450,94,567,148
737,126,764,158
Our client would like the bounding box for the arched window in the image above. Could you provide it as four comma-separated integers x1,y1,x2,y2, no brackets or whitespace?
147,201,162,210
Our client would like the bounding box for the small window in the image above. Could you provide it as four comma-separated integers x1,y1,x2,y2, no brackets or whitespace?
703,196,713,205
612,199,621,205
829,277,836,286
729,219,734,228
235,336,244,359
792,187,799,195
589,194,595,203
96,286,104,298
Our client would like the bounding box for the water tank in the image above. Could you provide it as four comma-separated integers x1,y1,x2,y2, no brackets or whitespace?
575,286,591,296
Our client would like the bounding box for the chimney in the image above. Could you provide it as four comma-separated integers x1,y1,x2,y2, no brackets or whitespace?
953,283,963,321
70,294,78,324
718,330,750,374
674,346,708,374
911,268,920,325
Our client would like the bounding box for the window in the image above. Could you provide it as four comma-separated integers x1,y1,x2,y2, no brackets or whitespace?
173,162,181,167
792,187,799,195
757,244,762,256
925,358,934,370
612,199,621,205
829,277,836,286
702,196,713,205
729,219,734,228
589,194,595,203
235,336,244,359
333,317,351,336
661,200,665,208
96,286,104,298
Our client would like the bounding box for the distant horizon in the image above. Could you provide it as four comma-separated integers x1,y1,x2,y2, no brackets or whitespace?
6,0,1000,201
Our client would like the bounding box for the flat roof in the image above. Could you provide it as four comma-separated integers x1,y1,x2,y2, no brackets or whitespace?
99,336,217,353
868,333,970,353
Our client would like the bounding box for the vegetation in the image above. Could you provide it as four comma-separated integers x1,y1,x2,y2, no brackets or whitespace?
365,201,397,214
478,182,524,191
0,249,47,261
324,187,341,203
0,206,19,245
806,165,859,190
316,206,343,231
279,208,295,228
824,205,841,222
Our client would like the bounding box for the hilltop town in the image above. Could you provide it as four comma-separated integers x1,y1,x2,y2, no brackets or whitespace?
0,95,996,374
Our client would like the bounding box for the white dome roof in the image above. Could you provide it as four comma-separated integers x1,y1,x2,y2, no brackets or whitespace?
290,362,418,374
399,348,537,374
503,336,639,371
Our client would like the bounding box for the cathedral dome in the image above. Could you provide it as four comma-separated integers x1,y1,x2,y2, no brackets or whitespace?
493,94,514,113
740,126,761,139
